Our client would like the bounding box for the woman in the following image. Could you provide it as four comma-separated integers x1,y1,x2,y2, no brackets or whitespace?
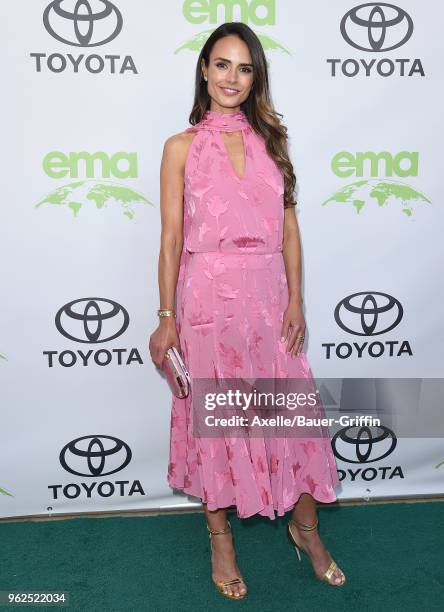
149,21,345,599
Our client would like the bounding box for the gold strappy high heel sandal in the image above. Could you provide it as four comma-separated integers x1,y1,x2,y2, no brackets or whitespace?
287,517,346,587
207,519,247,600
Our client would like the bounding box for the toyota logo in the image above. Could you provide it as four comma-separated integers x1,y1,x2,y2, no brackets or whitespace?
340,3,413,52
60,435,131,476
334,291,403,336
55,298,129,343
332,425,397,463
43,0,123,47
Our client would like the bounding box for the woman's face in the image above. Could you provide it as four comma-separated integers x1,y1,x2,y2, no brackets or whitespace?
201,34,254,113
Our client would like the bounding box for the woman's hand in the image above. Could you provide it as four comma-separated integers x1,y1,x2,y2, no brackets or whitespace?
149,318,181,368
280,297,305,358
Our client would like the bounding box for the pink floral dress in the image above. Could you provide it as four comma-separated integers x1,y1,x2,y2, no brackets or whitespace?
167,109,340,519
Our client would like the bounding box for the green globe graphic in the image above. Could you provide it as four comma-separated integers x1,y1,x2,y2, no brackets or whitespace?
35,180,153,219
0,486,13,497
174,28,290,56
321,179,431,216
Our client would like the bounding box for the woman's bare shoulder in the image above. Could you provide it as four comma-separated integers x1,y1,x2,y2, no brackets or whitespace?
163,130,196,162
161,131,197,175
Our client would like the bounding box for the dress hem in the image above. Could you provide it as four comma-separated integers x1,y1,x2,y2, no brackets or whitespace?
167,478,339,521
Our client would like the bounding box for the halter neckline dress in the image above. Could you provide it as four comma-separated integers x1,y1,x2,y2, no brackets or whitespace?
167,108,340,520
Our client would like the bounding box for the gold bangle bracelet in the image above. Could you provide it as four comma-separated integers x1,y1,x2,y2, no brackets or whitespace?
157,308,176,318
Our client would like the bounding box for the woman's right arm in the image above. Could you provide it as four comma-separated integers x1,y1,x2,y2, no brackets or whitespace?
149,132,190,368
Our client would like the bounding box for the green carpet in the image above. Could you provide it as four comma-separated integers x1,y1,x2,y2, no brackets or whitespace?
0,501,443,611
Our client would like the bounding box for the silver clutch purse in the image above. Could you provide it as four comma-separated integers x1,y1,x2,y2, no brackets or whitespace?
162,346,191,398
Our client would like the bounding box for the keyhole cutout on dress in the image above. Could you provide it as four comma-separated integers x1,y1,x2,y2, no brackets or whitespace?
219,130,247,181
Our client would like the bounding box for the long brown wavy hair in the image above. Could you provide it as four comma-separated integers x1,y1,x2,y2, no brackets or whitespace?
188,22,297,209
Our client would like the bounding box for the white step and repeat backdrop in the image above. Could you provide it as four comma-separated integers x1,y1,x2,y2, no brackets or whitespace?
1,1,443,518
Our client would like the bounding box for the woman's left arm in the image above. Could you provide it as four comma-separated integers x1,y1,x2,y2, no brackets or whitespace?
281,206,306,357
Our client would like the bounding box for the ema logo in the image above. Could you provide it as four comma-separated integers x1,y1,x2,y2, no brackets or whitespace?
35,151,153,219
323,291,412,360
175,0,290,58
328,3,424,77
31,0,137,74
321,151,431,217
